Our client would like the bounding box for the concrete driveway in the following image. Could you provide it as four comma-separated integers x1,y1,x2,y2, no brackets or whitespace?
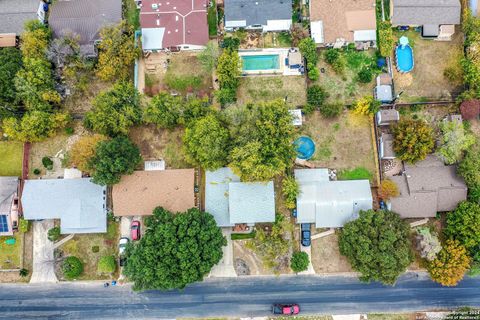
30,220,58,283
120,217,132,238
209,228,237,277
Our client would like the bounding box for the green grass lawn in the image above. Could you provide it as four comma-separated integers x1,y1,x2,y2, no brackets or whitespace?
0,141,23,177
0,232,23,269
123,0,140,30
207,0,217,37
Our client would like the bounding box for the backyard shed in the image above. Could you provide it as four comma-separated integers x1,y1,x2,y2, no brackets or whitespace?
295,169,373,228
379,133,395,159
376,109,400,126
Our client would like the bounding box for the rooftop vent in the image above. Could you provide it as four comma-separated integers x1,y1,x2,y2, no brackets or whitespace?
152,3,158,9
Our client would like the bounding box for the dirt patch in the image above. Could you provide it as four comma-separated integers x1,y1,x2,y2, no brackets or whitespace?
393,30,464,101
311,232,353,273
63,78,112,114
234,258,250,276
233,240,275,276
301,111,378,183
236,76,307,107
129,125,189,169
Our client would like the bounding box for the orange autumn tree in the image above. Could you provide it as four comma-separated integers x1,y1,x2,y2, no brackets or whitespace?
378,179,399,200
428,239,471,286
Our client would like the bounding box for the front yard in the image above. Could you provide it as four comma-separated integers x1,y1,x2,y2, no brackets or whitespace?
393,29,464,101
56,220,119,280
301,111,378,185
311,232,353,274
236,76,307,107
0,232,23,269
0,140,23,177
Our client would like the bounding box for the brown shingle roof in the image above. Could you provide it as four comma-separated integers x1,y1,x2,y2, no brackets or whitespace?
112,169,195,216
310,0,376,43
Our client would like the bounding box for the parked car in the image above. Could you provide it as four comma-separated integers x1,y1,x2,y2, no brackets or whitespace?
272,303,300,315
118,237,129,256
131,220,141,241
301,223,311,247
119,256,127,267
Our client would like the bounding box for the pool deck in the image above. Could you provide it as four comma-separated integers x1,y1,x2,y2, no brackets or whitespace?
239,48,303,76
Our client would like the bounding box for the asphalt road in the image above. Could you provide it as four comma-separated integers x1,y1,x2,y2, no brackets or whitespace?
0,273,479,319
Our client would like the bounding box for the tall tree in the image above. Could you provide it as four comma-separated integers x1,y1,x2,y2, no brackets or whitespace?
142,93,182,129
437,121,475,165
444,201,480,251
84,81,142,136
198,41,219,72
0,48,22,105
392,119,435,163
216,49,241,90
69,134,108,172
2,111,69,142
89,136,142,186
428,239,471,286
339,210,413,285
123,207,226,291
183,114,230,170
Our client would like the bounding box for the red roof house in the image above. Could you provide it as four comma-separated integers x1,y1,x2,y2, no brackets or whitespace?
140,0,209,51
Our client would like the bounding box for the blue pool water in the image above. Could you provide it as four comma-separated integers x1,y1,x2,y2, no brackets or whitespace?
396,45,414,73
294,136,316,160
241,54,280,71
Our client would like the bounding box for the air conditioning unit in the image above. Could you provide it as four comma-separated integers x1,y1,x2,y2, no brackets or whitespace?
152,3,158,9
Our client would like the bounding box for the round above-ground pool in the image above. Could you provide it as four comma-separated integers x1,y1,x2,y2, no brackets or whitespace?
294,136,315,160
396,44,414,73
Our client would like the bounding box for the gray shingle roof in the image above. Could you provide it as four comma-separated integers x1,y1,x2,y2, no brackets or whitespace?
49,0,122,56
0,177,18,214
392,0,461,26
224,0,292,26
390,155,467,218
295,169,373,228
22,178,107,234
0,0,39,34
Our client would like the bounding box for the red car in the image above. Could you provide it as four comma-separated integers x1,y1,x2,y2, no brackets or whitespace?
130,220,141,241
272,303,300,315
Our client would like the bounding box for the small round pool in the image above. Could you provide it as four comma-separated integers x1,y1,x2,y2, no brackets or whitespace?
396,44,414,73
294,136,315,160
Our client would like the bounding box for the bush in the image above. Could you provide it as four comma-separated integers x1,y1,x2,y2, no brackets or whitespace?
324,48,340,65
444,201,480,251
460,99,480,120
19,268,29,277
378,179,399,200
42,156,53,170
62,256,84,280
302,104,316,115
231,231,256,240
320,101,343,118
358,68,373,83
378,21,394,57
47,227,61,241
352,96,380,115
97,255,116,274
298,38,318,65
307,64,320,81
282,176,299,209
290,251,309,273
337,167,372,181
64,127,74,135
91,245,100,253
215,88,237,106
458,144,480,190
437,120,475,165
307,85,327,108
33,168,41,175
19,218,29,233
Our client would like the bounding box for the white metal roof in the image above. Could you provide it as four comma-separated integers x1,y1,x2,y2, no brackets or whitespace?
311,20,324,44
142,28,165,50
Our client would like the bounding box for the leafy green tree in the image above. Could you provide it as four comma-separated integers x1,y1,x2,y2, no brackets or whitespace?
181,97,215,125
299,37,318,65
437,121,475,164
97,255,116,274
445,201,480,251
392,119,435,163
2,111,69,142
307,85,328,108
183,114,230,170
123,207,226,291
320,101,343,118
20,20,51,59
143,92,182,129
217,49,241,90
428,239,471,286
0,48,22,105
458,143,480,191
290,251,309,273
324,48,345,74
378,21,394,57
228,100,296,181
221,37,240,51
339,210,413,285
84,82,142,136
246,214,292,274
69,134,108,173
198,41,219,72
62,256,84,280
282,176,299,209
358,68,373,83
96,22,139,81
89,136,142,186
215,88,237,105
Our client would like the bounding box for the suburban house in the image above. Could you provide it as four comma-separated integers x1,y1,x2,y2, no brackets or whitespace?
0,0,46,47
48,0,122,57
223,0,292,32
140,0,209,51
389,156,467,218
390,0,461,39
21,178,107,234
0,177,19,236
309,0,376,47
295,169,373,228
112,169,195,216
205,168,275,228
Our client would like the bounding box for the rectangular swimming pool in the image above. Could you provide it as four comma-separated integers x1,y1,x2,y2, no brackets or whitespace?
241,54,280,71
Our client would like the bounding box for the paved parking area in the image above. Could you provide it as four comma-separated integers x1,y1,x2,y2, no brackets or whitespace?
209,228,237,278
30,220,57,283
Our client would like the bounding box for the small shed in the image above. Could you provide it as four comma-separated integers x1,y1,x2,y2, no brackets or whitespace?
289,109,303,126
144,160,165,171
376,109,400,126
379,133,396,159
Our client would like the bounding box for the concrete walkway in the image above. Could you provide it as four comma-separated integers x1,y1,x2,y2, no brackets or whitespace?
30,220,58,283
209,228,237,278
53,233,75,249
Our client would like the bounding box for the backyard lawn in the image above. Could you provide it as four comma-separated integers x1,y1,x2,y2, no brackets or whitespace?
236,76,307,107
392,29,464,101
129,125,189,169
0,232,23,269
301,111,378,185
315,48,378,105
57,220,119,280
0,141,23,177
